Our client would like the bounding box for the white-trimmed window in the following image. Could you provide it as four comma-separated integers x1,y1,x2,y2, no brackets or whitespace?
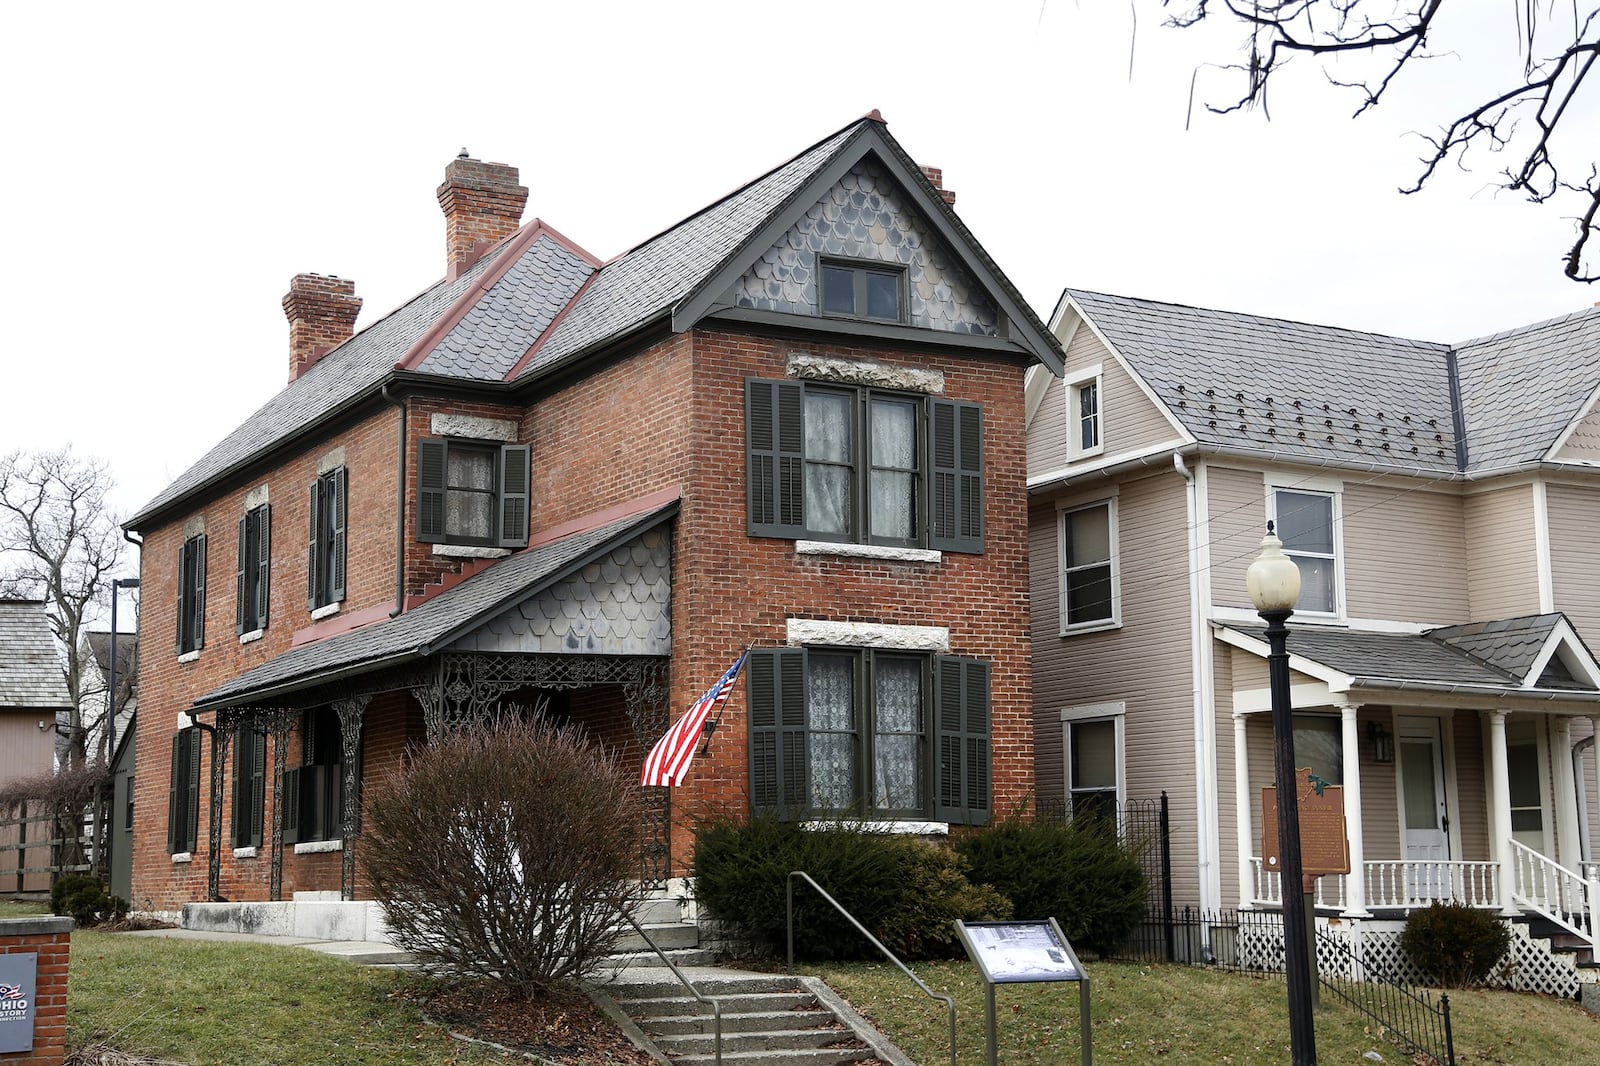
1268,483,1340,615
1066,367,1103,459
1062,702,1124,821
1059,498,1119,633
1292,714,1342,786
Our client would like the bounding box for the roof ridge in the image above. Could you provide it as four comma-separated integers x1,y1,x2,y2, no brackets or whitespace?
1451,302,1600,349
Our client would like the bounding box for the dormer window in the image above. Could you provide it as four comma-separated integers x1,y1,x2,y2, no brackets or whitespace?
820,259,904,323
1066,366,1103,460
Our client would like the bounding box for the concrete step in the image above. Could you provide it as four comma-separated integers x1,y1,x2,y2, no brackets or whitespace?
617,991,819,1021
610,975,802,1000
655,1026,853,1055
669,1049,874,1066
612,921,700,953
605,947,719,969
645,1008,835,1036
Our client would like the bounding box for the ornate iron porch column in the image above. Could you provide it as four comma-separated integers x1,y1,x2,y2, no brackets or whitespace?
204,712,234,902
332,694,371,900
267,708,294,902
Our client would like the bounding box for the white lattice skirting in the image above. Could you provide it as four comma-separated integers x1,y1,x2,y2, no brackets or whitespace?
1322,920,1586,999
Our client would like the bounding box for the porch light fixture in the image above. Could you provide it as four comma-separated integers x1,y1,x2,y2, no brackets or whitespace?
1246,522,1316,1066
1368,722,1394,764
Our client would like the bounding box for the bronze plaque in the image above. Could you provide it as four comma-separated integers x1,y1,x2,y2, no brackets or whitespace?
1262,769,1350,877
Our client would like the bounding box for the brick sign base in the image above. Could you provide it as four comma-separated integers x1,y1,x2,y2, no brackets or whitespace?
0,917,71,1066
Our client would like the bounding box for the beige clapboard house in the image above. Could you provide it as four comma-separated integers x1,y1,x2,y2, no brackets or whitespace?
1026,289,1600,988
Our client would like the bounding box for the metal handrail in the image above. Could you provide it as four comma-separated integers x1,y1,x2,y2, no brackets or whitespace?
617,910,725,1065
787,870,957,1066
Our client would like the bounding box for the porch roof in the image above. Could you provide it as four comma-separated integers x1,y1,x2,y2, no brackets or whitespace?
190,494,679,712
1222,613,1600,703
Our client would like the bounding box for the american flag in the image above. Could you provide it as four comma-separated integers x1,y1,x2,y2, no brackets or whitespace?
640,652,747,787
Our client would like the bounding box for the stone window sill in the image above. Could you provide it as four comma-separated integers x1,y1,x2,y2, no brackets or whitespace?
310,602,341,621
432,545,512,560
239,628,265,645
796,541,941,564
293,839,343,855
232,847,258,859
177,650,200,664
801,820,948,836
170,852,193,864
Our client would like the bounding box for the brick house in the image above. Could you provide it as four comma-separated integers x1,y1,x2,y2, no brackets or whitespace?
124,113,1064,915
1026,288,1600,989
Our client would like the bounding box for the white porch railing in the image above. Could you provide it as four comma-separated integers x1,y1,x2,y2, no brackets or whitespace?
1364,860,1501,910
1248,858,1500,911
1584,861,1600,883
1509,839,1599,950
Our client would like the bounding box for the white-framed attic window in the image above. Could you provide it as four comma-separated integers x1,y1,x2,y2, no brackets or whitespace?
1066,365,1103,460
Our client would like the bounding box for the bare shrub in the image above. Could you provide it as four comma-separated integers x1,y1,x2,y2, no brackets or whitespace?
360,719,644,994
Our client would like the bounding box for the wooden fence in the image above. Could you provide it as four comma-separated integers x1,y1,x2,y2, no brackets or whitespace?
0,798,108,895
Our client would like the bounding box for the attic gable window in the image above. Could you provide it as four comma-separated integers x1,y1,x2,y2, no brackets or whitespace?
417,438,530,548
1066,366,1103,460
820,259,905,323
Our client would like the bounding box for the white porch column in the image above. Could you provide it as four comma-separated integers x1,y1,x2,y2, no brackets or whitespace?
1553,715,1582,874
1234,711,1254,907
1339,701,1368,916
1488,710,1518,914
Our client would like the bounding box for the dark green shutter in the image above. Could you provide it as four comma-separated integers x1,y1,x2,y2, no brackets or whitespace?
930,401,985,554
748,648,808,815
417,439,447,542
281,767,302,846
175,541,188,654
193,533,206,649
167,733,182,853
329,467,347,602
934,656,991,826
185,727,202,851
498,444,530,548
307,481,321,610
235,516,248,635
251,726,267,846
232,727,248,845
746,379,806,537
255,504,271,631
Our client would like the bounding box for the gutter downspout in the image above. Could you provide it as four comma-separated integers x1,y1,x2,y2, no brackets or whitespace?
1176,452,1219,929
1576,734,1595,864
382,386,407,617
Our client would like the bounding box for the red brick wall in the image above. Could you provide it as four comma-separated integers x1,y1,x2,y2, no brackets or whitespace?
133,404,401,910
0,918,71,1066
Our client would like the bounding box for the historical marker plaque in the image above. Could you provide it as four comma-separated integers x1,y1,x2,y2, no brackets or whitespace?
0,951,37,1053
1263,769,1350,877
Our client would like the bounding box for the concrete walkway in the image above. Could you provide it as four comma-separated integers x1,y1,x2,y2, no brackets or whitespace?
120,926,414,966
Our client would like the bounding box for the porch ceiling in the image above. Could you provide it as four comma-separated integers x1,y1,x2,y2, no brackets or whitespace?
190,495,678,712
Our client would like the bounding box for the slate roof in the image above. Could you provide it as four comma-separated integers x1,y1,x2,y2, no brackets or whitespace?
192,498,678,710
0,601,71,710
1225,613,1597,696
1454,306,1600,471
84,630,138,679
1065,290,1600,477
133,115,1063,528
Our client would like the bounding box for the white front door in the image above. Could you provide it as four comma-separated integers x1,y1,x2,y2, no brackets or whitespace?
1399,717,1450,899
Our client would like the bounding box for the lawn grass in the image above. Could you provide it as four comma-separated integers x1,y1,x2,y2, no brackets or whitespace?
0,898,50,918
811,959,1600,1064
68,931,507,1065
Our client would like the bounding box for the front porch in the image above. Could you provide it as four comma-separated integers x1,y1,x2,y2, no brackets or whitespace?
1219,614,1600,952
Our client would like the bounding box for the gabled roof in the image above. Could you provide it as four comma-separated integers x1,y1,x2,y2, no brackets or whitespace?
131,114,1062,529
1058,289,1600,479
190,494,679,711
0,600,70,710
83,630,138,679
1219,613,1600,700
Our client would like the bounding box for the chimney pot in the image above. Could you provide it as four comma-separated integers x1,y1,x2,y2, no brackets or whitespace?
438,155,528,277
284,274,361,382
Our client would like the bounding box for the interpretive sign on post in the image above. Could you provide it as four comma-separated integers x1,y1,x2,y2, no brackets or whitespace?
0,951,38,1053
1263,768,1350,877
955,918,1091,1066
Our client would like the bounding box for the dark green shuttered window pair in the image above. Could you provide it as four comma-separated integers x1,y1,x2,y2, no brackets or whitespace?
233,724,267,848
746,379,983,552
416,438,530,548
167,726,202,854
746,648,991,825
236,504,271,635
283,707,344,845
175,534,206,654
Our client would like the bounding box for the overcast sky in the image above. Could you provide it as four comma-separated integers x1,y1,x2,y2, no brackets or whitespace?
4,1,1595,524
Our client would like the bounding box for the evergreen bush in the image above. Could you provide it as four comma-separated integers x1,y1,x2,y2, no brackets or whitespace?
50,873,126,927
1401,901,1511,988
954,815,1147,956
692,816,1009,961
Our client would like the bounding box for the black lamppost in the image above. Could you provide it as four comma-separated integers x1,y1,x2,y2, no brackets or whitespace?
106,577,140,758
1246,523,1316,1066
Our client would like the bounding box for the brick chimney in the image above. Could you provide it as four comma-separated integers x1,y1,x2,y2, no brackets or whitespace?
283,274,362,382
437,151,528,277
921,166,957,207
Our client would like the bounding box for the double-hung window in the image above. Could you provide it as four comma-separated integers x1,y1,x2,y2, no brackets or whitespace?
1292,714,1342,786
747,379,983,552
167,726,202,854
307,467,347,611
236,503,271,635
232,723,267,848
747,648,991,825
1062,703,1124,823
1067,368,1103,460
175,533,207,654
417,438,530,548
1271,488,1338,614
820,259,905,323
1059,499,1118,632
283,707,344,845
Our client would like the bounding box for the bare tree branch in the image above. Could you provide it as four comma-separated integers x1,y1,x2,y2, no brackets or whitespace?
0,448,127,769
1163,1,1600,282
